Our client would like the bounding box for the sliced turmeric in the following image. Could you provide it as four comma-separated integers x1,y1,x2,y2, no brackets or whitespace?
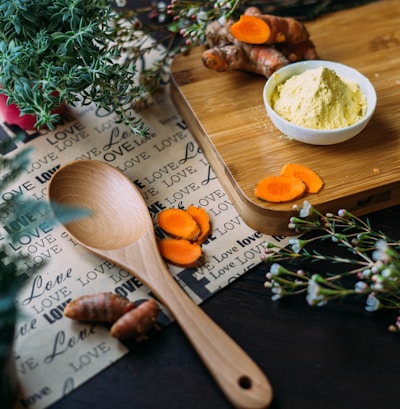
186,205,211,244
231,8,310,45
64,293,135,323
158,238,204,268
255,175,306,203
110,299,160,341
280,163,323,193
230,15,271,45
158,208,200,241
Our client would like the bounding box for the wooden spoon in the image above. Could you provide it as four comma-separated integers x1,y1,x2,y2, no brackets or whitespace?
48,159,273,409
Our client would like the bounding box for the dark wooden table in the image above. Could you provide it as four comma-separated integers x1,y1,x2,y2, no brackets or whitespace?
50,205,400,409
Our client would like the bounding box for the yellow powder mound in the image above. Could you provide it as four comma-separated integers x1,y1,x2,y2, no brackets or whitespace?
271,67,367,130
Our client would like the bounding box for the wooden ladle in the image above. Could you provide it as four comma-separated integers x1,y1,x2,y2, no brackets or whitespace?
47,159,273,409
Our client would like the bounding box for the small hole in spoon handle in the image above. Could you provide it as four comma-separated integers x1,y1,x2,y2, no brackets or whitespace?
239,375,252,389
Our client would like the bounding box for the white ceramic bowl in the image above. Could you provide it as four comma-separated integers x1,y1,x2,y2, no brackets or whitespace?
263,60,377,145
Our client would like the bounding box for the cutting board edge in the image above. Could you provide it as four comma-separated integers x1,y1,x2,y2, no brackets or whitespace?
171,73,400,236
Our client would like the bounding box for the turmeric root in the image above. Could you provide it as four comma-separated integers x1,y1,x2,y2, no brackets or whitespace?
255,175,306,203
64,293,135,323
110,299,160,341
186,206,211,245
232,7,310,45
280,163,323,193
65,293,160,342
158,238,204,268
203,10,318,78
280,39,319,62
205,18,236,48
202,44,290,78
158,208,200,241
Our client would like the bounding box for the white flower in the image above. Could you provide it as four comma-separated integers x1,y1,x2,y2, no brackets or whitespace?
361,268,372,278
371,260,383,274
381,268,392,278
372,240,391,263
271,285,283,301
371,281,383,291
365,293,380,311
306,276,326,306
217,16,226,26
187,6,197,17
157,2,167,12
355,281,368,293
375,239,388,250
197,11,208,23
289,238,304,254
269,263,281,275
299,200,312,218
115,0,127,7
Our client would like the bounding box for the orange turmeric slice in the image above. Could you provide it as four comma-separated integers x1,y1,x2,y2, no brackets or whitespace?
158,238,204,268
186,206,211,244
242,9,310,45
230,15,271,45
280,163,323,193
158,208,200,241
255,175,306,203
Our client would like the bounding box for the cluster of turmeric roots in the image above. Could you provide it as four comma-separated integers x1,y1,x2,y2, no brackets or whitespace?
202,7,318,78
64,293,160,341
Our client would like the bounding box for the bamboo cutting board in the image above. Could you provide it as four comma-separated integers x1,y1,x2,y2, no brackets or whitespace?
170,0,400,235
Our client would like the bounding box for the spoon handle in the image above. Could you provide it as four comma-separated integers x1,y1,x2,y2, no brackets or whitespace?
48,159,271,407
120,237,273,409
154,263,273,409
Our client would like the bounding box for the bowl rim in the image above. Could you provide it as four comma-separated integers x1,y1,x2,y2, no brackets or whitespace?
263,60,377,138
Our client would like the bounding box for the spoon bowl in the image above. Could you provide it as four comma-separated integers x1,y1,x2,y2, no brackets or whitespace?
48,160,147,250
48,160,273,409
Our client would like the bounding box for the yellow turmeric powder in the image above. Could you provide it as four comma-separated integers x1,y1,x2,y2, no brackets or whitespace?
271,67,367,130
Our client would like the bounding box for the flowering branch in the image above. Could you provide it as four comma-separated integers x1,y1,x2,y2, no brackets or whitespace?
262,201,400,333
111,0,378,104
112,0,245,102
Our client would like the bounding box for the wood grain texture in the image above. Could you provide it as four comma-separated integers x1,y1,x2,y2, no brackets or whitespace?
170,0,400,235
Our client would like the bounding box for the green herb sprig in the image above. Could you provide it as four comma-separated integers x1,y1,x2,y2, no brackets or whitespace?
0,0,147,135
263,201,400,333
0,137,86,352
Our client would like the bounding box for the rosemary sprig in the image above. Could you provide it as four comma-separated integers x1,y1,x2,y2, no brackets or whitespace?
0,0,148,136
